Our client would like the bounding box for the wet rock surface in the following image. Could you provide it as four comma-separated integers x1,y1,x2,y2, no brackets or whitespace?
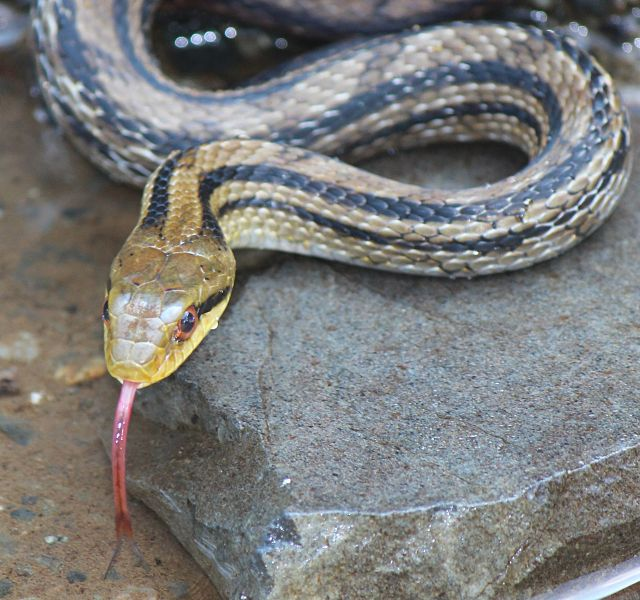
96,114,640,598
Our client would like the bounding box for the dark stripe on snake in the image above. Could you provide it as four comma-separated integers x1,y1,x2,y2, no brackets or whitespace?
197,287,232,317
53,3,577,157
200,115,629,228
336,101,544,157
141,152,183,227
271,60,562,150
197,174,229,239
217,196,559,256
556,124,630,234
203,164,461,223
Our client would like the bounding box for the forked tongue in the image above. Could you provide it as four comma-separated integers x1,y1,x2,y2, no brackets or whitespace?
104,380,149,578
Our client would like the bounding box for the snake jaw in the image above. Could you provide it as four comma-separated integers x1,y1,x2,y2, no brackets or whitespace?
103,237,236,386
103,289,175,386
103,286,231,386
102,213,236,384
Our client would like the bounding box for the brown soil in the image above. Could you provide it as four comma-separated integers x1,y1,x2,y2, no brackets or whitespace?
0,44,220,600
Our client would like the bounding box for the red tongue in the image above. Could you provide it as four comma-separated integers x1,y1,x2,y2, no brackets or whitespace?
105,380,148,578
112,380,138,539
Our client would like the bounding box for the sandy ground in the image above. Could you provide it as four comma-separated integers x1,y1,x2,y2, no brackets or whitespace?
0,43,221,599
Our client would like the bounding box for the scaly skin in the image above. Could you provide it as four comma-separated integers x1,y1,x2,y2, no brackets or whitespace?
103,147,236,386
103,232,234,386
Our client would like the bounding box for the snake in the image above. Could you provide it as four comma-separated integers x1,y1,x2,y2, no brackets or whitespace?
32,0,632,575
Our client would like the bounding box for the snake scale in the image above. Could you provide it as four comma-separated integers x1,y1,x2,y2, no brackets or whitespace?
32,0,632,570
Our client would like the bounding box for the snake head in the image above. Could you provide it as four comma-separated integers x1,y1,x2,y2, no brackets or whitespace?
102,233,235,387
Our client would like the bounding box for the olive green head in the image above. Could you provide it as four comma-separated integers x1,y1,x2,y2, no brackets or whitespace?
102,230,235,387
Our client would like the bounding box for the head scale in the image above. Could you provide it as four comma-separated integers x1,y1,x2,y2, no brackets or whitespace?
103,228,235,387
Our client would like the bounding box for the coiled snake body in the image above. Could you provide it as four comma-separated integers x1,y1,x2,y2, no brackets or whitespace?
33,0,632,566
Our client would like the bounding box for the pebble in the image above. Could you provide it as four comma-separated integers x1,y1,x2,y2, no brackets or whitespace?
32,107,49,124
168,581,189,598
29,391,46,405
54,356,107,385
36,554,61,572
0,331,39,362
10,508,35,521
43,534,68,545
0,367,19,396
66,570,87,583
0,533,15,557
0,3,27,49
0,580,12,598
0,414,33,446
25,186,41,200
61,207,88,220
15,565,32,577
114,587,159,600
21,495,38,505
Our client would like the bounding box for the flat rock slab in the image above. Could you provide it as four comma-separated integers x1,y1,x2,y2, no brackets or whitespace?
101,117,640,599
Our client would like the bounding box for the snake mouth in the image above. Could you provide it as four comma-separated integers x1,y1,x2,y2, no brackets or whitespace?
110,375,154,389
104,314,174,386
105,357,170,388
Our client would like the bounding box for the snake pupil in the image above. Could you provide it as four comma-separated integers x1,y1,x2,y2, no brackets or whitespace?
175,306,198,341
180,311,195,332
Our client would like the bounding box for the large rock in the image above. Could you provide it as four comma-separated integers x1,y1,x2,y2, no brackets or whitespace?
104,117,640,599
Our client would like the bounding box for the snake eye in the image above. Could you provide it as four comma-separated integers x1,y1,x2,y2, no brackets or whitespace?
174,306,198,342
102,299,110,323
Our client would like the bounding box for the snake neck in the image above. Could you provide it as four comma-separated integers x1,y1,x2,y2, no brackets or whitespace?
136,140,319,249
130,146,238,284
104,146,237,385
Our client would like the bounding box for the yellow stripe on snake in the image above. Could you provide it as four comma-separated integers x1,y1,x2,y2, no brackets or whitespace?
32,0,632,567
